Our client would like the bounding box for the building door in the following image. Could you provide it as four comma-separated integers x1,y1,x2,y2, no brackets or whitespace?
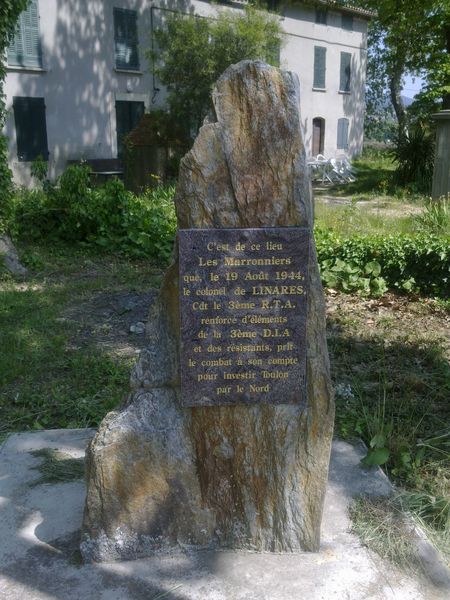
115,101,145,159
312,117,325,156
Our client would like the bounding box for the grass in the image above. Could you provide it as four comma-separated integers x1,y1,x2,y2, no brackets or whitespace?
349,497,418,570
312,148,450,238
29,448,85,486
315,148,396,200
350,494,450,572
327,291,450,561
1,181,448,568
314,197,420,237
0,243,162,437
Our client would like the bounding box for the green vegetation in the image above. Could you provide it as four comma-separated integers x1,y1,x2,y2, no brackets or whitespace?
358,0,450,140
151,6,282,145
1,149,448,567
329,291,449,561
6,163,176,262
391,125,436,192
316,230,449,297
314,150,449,299
0,245,162,438
30,448,85,486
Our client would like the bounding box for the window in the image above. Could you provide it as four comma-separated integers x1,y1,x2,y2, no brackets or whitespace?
13,97,49,161
313,47,326,89
7,0,42,68
342,14,353,31
114,8,139,70
115,100,145,158
315,9,327,25
337,118,349,150
312,117,325,156
339,52,351,92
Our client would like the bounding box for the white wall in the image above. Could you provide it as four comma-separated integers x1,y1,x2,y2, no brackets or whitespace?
281,5,367,159
4,0,155,184
4,0,368,185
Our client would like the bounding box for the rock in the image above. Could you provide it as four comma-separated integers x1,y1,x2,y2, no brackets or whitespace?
81,60,334,562
129,322,146,334
0,235,28,276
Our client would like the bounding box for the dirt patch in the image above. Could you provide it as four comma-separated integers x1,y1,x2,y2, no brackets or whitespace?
62,289,159,358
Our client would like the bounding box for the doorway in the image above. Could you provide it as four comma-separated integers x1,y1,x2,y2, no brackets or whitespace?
312,117,325,156
115,100,145,159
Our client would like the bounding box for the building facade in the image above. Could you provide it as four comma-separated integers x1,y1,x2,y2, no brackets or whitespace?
3,0,371,185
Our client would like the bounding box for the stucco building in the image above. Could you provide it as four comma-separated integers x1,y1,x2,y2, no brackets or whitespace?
4,0,372,185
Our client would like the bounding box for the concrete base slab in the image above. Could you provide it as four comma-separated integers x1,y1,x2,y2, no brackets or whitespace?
0,429,448,600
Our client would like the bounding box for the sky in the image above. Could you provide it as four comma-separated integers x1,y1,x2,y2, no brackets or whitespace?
402,74,424,99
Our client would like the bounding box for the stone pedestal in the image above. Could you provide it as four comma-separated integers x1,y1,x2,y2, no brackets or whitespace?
80,61,334,562
432,110,450,200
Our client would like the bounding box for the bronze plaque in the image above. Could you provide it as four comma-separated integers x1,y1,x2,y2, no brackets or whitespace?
178,228,310,407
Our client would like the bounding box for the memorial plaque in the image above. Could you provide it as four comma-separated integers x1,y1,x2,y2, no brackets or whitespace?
179,227,310,407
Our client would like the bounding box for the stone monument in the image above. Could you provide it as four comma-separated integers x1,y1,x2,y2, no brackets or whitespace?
80,60,334,562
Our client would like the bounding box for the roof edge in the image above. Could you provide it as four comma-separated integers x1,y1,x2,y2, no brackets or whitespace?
290,1,376,19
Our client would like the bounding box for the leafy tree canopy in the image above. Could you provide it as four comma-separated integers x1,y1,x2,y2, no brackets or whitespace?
150,6,283,144
353,0,450,140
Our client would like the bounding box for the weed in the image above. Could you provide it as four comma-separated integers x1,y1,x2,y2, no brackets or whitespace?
29,448,85,486
350,496,417,569
0,245,160,435
350,494,450,570
414,197,449,235
328,292,449,560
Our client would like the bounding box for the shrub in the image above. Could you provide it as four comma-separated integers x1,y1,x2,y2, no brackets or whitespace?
414,197,449,235
391,126,435,193
315,228,449,298
7,186,58,240
122,184,176,261
55,164,96,240
151,6,282,142
7,164,177,262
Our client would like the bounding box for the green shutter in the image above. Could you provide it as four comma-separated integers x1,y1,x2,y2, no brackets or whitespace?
342,14,353,31
13,97,49,161
8,0,42,68
313,47,326,89
340,52,351,92
114,8,139,70
337,118,349,150
316,9,327,25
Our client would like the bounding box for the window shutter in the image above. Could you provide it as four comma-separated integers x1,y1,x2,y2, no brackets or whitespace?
7,22,23,65
340,52,351,92
316,9,327,25
313,47,326,89
342,14,353,31
114,8,139,70
337,118,349,150
13,97,49,161
8,0,42,68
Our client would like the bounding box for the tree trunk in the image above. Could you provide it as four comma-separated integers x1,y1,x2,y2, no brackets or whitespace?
443,23,450,110
390,64,408,141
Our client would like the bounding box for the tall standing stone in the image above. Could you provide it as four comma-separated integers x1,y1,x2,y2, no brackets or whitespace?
80,61,334,562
